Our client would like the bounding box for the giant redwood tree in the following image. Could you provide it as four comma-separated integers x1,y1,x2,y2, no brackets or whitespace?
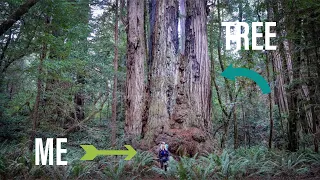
170,0,213,153
140,0,213,154
125,0,146,139
143,0,179,145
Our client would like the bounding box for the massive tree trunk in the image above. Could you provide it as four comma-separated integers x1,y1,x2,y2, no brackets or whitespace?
144,0,179,144
174,0,211,130
0,0,39,36
170,0,213,154
125,0,146,138
140,0,213,155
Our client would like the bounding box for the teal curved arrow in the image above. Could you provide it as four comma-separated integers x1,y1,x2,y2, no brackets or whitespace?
221,64,271,94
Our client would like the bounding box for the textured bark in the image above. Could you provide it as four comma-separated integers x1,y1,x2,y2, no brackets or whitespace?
266,2,274,149
125,0,146,137
216,0,229,148
144,0,179,143
233,104,238,149
141,0,214,155
268,0,289,147
173,0,212,135
0,0,39,36
74,79,84,121
269,1,289,118
283,2,301,152
179,0,186,54
142,0,156,138
271,1,299,151
171,0,212,150
267,60,274,149
111,0,119,147
304,10,320,153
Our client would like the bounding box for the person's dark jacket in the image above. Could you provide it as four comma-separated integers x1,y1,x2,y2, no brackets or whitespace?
158,149,169,162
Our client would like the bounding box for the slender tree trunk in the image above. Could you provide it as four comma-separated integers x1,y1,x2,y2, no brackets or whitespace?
111,0,119,147
29,43,46,151
74,0,90,122
217,0,233,148
106,80,110,119
265,2,274,147
232,0,243,150
74,76,85,121
233,104,238,149
266,56,273,149
242,103,247,148
125,0,146,138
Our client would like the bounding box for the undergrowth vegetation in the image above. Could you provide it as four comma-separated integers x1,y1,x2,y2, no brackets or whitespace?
1,142,319,179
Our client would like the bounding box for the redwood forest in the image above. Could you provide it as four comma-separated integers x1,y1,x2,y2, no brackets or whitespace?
1,0,320,179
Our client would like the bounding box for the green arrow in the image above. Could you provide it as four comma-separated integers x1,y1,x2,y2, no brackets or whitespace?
80,145,137,161
221,64,271,94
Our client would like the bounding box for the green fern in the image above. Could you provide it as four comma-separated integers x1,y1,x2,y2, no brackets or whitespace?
306,152,320,165
103,160,126,180
130,151,154,175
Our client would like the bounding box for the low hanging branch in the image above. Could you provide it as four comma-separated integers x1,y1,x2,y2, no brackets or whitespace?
57,93,108,138
0,0,39,36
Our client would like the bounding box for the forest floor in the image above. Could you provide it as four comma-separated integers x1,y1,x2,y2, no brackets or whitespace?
1,119,320,179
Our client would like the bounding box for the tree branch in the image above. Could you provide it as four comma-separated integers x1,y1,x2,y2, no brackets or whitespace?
57,94,108,138
0,0,39,36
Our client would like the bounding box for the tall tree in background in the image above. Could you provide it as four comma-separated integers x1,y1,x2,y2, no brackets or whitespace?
111,0,119,146
29,17,49,151
269,0,320,152
74,0,90,122
125,0,146,139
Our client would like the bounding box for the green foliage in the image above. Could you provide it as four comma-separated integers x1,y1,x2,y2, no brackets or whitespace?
0,143,7,175
103,160,126,180
151,156,179,179
130,151,154,174
149,147,320,179
1,140,319,179
306,151,320,165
